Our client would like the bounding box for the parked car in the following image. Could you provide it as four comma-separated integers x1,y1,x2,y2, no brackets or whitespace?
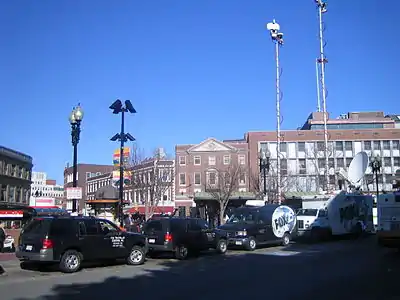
144,217,228,259
16,216,148,273
2,235,15,252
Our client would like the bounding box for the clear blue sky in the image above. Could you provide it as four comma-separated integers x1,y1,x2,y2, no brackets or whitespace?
0,1,398,183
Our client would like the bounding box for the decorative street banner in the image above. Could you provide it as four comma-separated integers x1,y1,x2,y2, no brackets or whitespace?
113,147,131,167
112,170,132,187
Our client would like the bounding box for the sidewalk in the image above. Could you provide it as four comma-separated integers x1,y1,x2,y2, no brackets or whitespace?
0,253,17,262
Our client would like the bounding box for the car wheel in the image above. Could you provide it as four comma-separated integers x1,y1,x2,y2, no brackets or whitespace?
127,246,146,265
175,245,189,260
59,250,82,273
282,233,290,246
246,237,257,251
216,239,228,254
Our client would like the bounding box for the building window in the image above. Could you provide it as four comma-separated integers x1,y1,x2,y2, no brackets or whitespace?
179,156,186,166
346,158,351,168
317,142,325,151
194,173,201,185
208,156,216,165
298,159,306,174
345,141,353,151
337,158,344,168
281,159,288,175
239,173,246,185
298,142,305,152
329,175,335,184
328,158,334,168
238,155,246,165
8,186,15,202
383,157,391,167
394,157,400,167
393,140,400,150
335,141,343,151
364,141,372,150
373,141,381,150
179,173,186,186
15,187,21,203
208,172,216,185
281,143,287,152
86,172,91,179
194,156,201,165
383,140,390,150
318,158,325,169
0,185,6,201
223,155,231,165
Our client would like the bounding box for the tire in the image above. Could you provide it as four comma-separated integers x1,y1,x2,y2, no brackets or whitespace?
127,246,146,265
245,237,257,251
175,245,189,260
216,239,228,254
282,233,290,246
59,250,82,273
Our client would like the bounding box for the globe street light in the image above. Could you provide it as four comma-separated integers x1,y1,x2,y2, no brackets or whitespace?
259,148,271,200
69,104,84,213
370,154,382,201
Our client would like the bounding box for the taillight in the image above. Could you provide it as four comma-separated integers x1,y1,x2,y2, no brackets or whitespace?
42,238,53,249
164,232,172,242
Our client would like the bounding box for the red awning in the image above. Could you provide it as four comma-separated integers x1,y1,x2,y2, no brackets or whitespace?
175,201,194,207
30,206,60,209
126,206,175,215
0,210,24,219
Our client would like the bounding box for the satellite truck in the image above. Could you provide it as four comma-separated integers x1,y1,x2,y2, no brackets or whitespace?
376,169,400,249
295,151,374,242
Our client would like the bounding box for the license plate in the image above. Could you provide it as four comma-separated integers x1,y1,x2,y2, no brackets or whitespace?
235,241,243,245
26,245,33,251
148,239,155,244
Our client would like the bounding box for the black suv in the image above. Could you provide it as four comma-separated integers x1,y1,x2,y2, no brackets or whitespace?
144,217,228,259
16,216,148,273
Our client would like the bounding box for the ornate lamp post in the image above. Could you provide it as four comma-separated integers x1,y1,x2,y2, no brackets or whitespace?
259,148,271,201
370,154,382,201
69,104,84,213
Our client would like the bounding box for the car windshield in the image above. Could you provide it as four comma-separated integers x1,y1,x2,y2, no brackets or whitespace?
297,209,318,217
227,212,255,224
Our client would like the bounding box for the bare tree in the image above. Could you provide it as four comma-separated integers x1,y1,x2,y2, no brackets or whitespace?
130,148,174,220
305,142,335,192
204,163,244,225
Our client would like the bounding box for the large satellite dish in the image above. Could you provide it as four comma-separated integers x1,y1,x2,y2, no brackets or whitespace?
348,151,369,186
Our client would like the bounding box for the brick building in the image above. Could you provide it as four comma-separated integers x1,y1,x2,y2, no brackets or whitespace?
246,111,400,196
175,138,250,209
63,163,114,212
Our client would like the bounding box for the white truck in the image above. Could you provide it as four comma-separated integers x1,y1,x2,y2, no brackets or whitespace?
296,190,374,241
376,191,400,249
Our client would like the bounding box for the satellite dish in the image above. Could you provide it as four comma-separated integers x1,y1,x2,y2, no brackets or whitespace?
348,151,369,186
266,22,280,31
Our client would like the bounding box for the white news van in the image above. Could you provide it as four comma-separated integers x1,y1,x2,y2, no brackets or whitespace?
377,191,400,248
296,191,374,241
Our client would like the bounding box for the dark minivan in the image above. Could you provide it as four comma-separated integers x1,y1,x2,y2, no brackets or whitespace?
16,216,148,273
217,205,297,251
144,217,228,259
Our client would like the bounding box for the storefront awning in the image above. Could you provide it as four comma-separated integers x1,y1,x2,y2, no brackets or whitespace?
126,206,175,215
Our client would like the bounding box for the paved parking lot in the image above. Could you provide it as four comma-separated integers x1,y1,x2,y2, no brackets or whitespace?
1,237,399,300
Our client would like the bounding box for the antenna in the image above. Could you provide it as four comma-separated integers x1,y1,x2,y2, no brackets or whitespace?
339,152,369,191
315,0,329,191
266,19,284,204
315,59,321,112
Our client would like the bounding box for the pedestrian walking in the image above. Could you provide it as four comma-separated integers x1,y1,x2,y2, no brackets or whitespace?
0,221,6,253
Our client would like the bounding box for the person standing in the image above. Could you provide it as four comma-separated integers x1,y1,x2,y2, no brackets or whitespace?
0,221,6,253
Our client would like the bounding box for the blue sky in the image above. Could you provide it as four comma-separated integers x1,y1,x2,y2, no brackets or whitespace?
0,1,398,183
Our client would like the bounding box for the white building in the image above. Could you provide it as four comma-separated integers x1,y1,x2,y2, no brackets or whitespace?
30,171,64,207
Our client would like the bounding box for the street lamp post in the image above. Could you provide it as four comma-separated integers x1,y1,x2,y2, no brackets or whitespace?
370,154,382,201
259,148,271,201
69,104,84,213
109,99,136,227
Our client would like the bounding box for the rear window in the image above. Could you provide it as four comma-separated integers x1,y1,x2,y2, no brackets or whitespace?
22,218,52,235
145,220,163,232
170,219,187,232
49,219,75,237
